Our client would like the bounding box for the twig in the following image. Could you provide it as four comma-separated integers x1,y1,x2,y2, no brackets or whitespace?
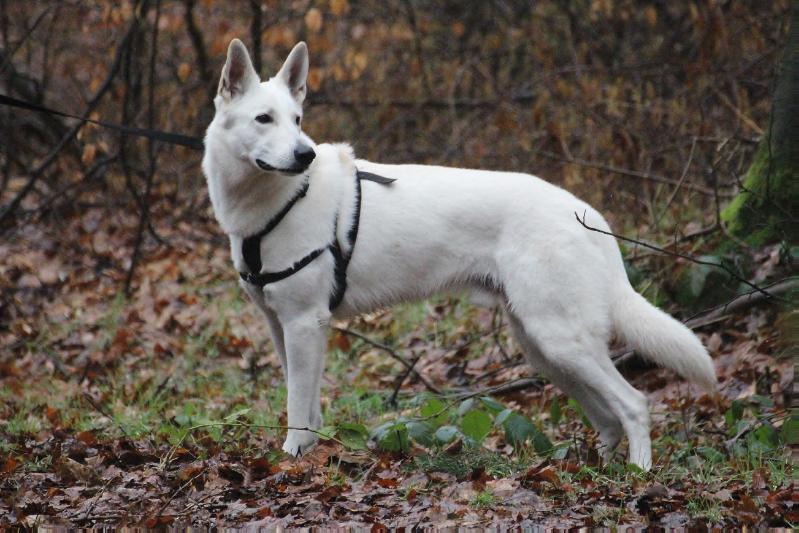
0,7,142,229
332,326,442,395
625,223,719,262
125,0,161,295
389,353,421,406
574,210,777,299
711,86,764,135
154,468,205,518
656,136,698,225
417,377,545,423
457,376,545,398
471,358,524,384
488,306,511,361
80,478,114,522
0,5,53,75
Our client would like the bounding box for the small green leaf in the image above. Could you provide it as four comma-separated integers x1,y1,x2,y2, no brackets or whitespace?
503,413,536,447
532,428,553,455
421,398,448,427
460,409,492,442
407,420,435,447
373,421,410,453
434,425,460,444
337,423,369,450
494,408,513,427
748,394,774,408
457,398,475,416
750,423,779,450
725,400,745,433
696,446,725,464
551,445,569,460
781,415,798,444
479,397,506,414
317,425,337,440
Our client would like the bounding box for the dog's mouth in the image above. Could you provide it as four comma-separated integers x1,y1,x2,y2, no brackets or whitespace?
255,159,307,175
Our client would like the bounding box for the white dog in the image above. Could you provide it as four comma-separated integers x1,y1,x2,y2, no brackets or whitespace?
201,39,716,470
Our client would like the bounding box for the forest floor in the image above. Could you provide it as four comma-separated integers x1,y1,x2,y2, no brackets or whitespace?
0,199,795,529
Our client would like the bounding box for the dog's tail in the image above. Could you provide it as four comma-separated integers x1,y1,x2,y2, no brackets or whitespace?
612,283,716,390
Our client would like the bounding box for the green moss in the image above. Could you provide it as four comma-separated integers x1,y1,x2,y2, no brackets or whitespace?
721,137,798,246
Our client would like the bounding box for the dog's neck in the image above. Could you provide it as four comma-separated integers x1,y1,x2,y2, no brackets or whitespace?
204,152,310,237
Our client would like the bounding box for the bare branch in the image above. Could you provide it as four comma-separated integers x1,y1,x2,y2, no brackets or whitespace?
574,210,778,299
332,326,442,395
125,0,162,295
0,4,144,229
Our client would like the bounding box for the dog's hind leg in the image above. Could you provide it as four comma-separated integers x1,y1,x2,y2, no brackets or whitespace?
505,303,651,470
507,313,623,461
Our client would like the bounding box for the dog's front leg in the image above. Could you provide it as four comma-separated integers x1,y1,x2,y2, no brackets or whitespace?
281,315,327,456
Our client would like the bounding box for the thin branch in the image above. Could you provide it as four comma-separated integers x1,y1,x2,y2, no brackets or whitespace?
125,0,161,295
625,223,719,262
458,376,545,398
0,5,53,75
656,136,698,225
389,353,421,406
574,210,777,299
332,326,442,394
248,0,262,75
182,0,211,86
0,4,143,229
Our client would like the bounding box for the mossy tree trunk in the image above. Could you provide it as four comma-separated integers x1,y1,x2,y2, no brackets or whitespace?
721,6,799,245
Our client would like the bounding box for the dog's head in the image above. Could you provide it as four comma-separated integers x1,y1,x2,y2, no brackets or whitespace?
211,39,315,175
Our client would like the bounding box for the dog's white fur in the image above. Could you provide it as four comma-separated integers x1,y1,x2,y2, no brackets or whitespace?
202,39,716,470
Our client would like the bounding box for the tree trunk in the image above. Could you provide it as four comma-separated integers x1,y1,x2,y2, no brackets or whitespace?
721,6,799,245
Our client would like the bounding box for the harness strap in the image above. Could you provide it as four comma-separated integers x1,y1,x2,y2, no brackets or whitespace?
241,180,309,276
240,168,395,311
240,246,325,286
328,175,362,310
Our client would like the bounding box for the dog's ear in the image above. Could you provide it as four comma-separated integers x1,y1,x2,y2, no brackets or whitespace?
218,39,259,101
276,42,309,104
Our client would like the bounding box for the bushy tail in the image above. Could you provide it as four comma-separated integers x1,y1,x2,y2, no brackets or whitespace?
613,285,717,390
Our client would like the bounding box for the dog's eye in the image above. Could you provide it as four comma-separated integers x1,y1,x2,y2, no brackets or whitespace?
255,114,273,124
295,116,301,126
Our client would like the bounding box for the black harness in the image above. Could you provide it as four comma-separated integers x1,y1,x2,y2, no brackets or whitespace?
239,170,395,311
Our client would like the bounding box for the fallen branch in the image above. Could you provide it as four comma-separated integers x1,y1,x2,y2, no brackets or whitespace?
685,277,797,326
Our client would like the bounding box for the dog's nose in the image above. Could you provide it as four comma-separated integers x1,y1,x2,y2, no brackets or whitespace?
294,146,316,167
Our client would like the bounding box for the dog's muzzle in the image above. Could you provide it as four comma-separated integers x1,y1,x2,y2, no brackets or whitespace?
256,146,316,175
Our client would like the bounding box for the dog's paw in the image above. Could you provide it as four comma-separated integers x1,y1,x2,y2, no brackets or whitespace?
282,429,318,457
